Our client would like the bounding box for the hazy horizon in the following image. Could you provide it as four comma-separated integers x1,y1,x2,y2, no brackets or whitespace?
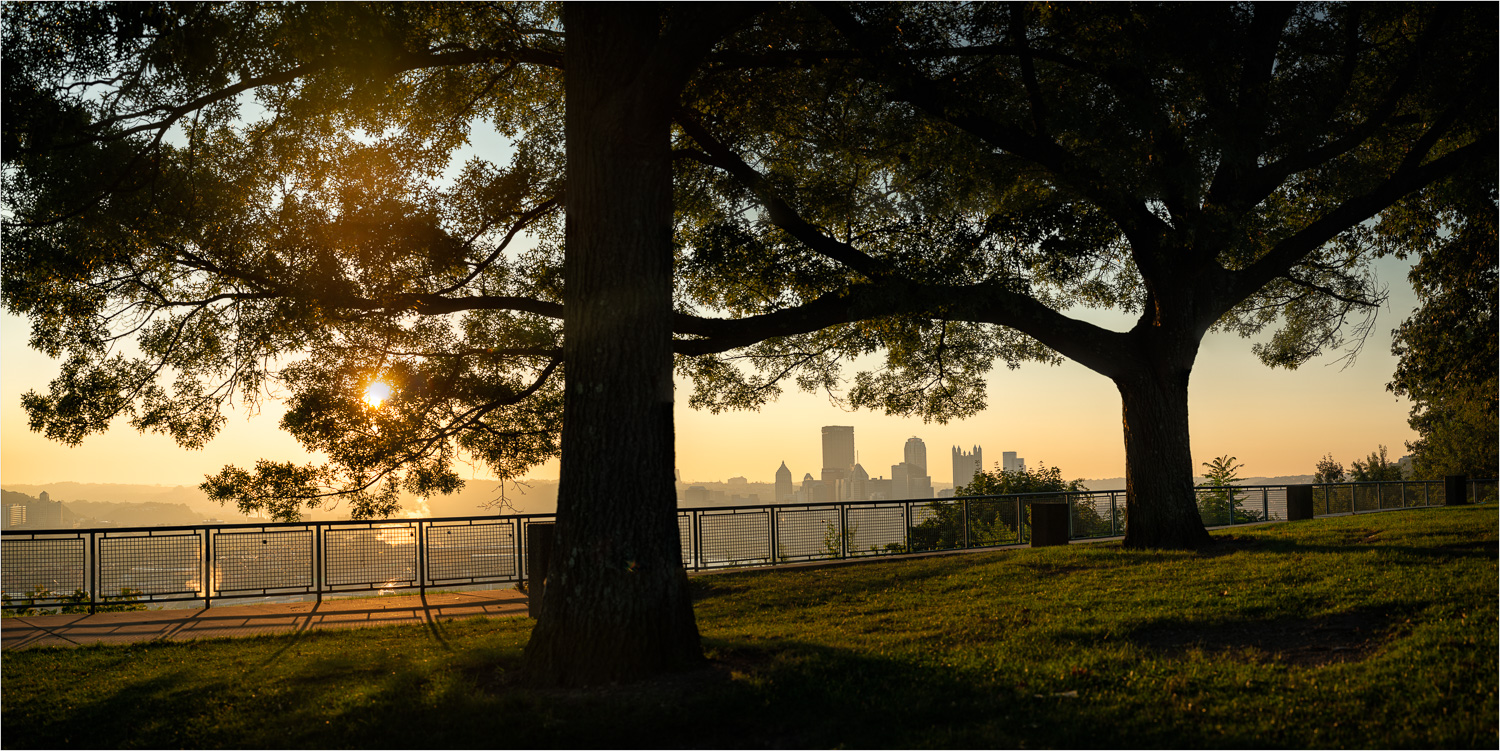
2,252,1420,489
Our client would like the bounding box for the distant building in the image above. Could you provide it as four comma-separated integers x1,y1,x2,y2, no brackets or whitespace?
822,426,856,499
1003,451,1025,473
775,462,794,502
727,476,748,488
799,473,832,504
3,503,25,529
850,463,870,501
891,461,933,500
904,437,927,474
684,485,710,504
952,445,983,493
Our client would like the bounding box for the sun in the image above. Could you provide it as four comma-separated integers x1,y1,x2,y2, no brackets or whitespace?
363,380,392,408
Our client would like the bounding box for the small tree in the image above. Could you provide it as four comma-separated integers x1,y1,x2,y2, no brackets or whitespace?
1314,454,1346,484
912,462,1091,550
1350,445,1405,482
1198,455,1261,525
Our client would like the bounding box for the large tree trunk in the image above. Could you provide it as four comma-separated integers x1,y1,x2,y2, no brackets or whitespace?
1115,351,1213,550
521,5,702,686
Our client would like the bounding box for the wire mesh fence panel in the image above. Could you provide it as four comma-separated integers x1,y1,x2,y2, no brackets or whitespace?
324,525,417,588
1476,480,1498,505
425,521,517,583
1263,487,1288,521
774,507,842,561
1400,483,1424,508
906,499,965,551
213,529,313,593
966,498,1022,547
1352,484,1378,513
699,510,771,567
99,532,201,597
846,505,906,556
678,513,694,567
1071,493,1116,538
1320,485,1354,515
1195,487,1243,527
1,536,87,602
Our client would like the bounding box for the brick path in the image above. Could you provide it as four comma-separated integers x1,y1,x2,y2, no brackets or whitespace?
0,588,528,651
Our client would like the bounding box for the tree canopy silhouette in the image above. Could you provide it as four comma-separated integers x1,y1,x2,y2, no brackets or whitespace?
4,2,1495,682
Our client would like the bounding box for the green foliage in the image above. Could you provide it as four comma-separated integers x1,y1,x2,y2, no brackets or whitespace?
1314,453,1346,484
1349,445,1406,482
910,462,1093,550
1,587,145,616
4,3,1494,544
1197,455,1263,525
1386,166,1498,479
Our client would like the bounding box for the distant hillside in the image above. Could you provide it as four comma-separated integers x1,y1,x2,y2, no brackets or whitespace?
1,478,559,522
1080,475,1319,492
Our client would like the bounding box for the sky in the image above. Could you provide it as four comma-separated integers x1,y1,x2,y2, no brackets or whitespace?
0,122,1423,491
0,252,1420,489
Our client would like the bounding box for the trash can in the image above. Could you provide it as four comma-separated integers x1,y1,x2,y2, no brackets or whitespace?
1031,503,1069,547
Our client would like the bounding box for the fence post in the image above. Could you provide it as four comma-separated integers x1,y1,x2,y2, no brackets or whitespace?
1444,475,1468,506
1110,492,1118,536
1262,488,1269,521
1286,485,1314,521
840,503,849,559
417,521,426,597
526,522,555,618
315,523,324,604
89,531,98,615
903,501,911,553
203,526,212,610
962,498,970,549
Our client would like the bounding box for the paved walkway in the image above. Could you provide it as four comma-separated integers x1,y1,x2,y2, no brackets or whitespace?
1,589,529,651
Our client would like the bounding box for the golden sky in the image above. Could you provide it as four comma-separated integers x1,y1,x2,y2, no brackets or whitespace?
1,254,1419,488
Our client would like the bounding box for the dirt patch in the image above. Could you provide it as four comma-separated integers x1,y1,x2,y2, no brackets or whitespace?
1132,610,1398,667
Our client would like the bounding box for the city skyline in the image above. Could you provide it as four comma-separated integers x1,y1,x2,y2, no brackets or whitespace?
1,252,1423,490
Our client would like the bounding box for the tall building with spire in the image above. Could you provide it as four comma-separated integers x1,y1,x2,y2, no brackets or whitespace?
775,461,794,502
850,463,870,501
952,445,983,493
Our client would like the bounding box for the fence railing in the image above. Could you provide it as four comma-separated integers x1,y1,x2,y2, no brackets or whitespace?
3,478,1494,613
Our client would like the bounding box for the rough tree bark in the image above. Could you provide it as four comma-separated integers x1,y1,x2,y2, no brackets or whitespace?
1115,355,1214,550
521,5,703,686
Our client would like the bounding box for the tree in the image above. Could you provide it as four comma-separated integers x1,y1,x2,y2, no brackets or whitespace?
1197,454,1260,525
911,461,1091,549
4,7,1495,694
1385,166,1498,479
669,3,1496,548
1349,445,1405,482
0,1,751,686
1314,454,1346,485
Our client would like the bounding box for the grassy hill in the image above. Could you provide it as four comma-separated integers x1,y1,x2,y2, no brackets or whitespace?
3,505,1495,748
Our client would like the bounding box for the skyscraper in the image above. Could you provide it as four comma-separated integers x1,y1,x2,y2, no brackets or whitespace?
850,463,870,501
1003,451,1026,472
952,445,983,493
904,436,927,473
822,426,856,499
775,461,794,502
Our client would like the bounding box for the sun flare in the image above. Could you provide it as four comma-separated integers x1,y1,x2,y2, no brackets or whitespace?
363,380,392,408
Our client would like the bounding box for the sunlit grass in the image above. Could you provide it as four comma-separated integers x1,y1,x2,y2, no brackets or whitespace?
3,506,1494,748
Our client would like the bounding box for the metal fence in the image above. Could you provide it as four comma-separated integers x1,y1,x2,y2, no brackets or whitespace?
3,478,1494,613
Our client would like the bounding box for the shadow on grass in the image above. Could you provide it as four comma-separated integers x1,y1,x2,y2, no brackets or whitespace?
7,632,1369,750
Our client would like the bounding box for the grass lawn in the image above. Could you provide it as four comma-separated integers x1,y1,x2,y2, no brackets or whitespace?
3,506,1495,748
